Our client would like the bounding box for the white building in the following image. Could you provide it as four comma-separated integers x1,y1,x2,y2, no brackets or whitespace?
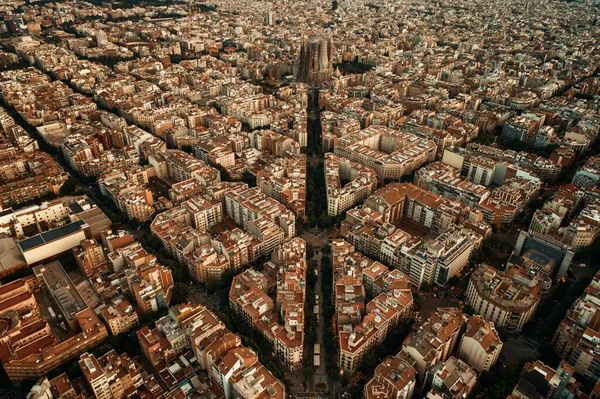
407,225,479,288
465,265,541,332
18,220,90,265
457,315,503,372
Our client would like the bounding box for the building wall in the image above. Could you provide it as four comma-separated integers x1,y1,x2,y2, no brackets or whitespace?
22,230,87,265
465,279,538,332
458,335,500,372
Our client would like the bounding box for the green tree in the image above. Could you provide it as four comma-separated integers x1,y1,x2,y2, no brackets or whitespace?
242,170,257,187
59,178,78,196
171,282,190,305
306,244,315,261
468,358,531,399
217,165,232,181
462,304,475,316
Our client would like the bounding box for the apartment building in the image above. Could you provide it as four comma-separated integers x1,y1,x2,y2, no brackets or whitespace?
230,361,285,399
333,125,437,182
27,373,79,399
339,289,413,373
229,238,306,371
426,357,477,399
466,156,497,186
465,264,541,332
256,154,307,218
341,206,400,260
510,361,581,399
168,178,207,204
73,238,108,277
80,350,143,399
562,219,598,252
552,271,600,383
445,143,552,188
573,155,600,187
325,153,378,216
98,298,139,336
364,353,417,399
407,225,480,288
399,120,478,160
335,272,367,328
99,169,156,222
0,304,108,381
401,307,465,381
501,115,539,144
457,315,503,372
138,304,223,370
415,162,490,208
543,185,585,221
194,139,236,169
0,148,69,208
479,178,542,226
182,197,223,232
148,149,220,185
224,184,296,239
107,242,174,313
136,303,285,397
363,263,411,299
514,152,561,183
529,209,563,236
151,182,263,284
61,131,137,178
364,183,465,233
248,129,299,157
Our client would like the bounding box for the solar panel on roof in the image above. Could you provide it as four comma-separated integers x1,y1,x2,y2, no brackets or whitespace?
18,220,86,252
68,203,83,214
41,220,85,243
18,235,45,252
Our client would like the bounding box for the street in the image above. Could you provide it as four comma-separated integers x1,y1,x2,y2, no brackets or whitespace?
417,291,459,320
187,284,224,313
293,227,341,398
300,227,334,249
312,249,328,392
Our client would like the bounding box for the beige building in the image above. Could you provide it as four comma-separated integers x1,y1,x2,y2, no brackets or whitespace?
364,183,465,234
562,219,598,252
466,156,496,186
339,289,413,373
427,356,478,399
552,271,600,383
80,350,142,399
99,298,139,336
465,264,541,332
333,125,436,182
18,220,90,265
364,354,417,399
401,307,465,381
229,238,307,371
529,209,562,236
457,315,503,372
325,153,378,216
79,353,111,399
407,225,479,289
